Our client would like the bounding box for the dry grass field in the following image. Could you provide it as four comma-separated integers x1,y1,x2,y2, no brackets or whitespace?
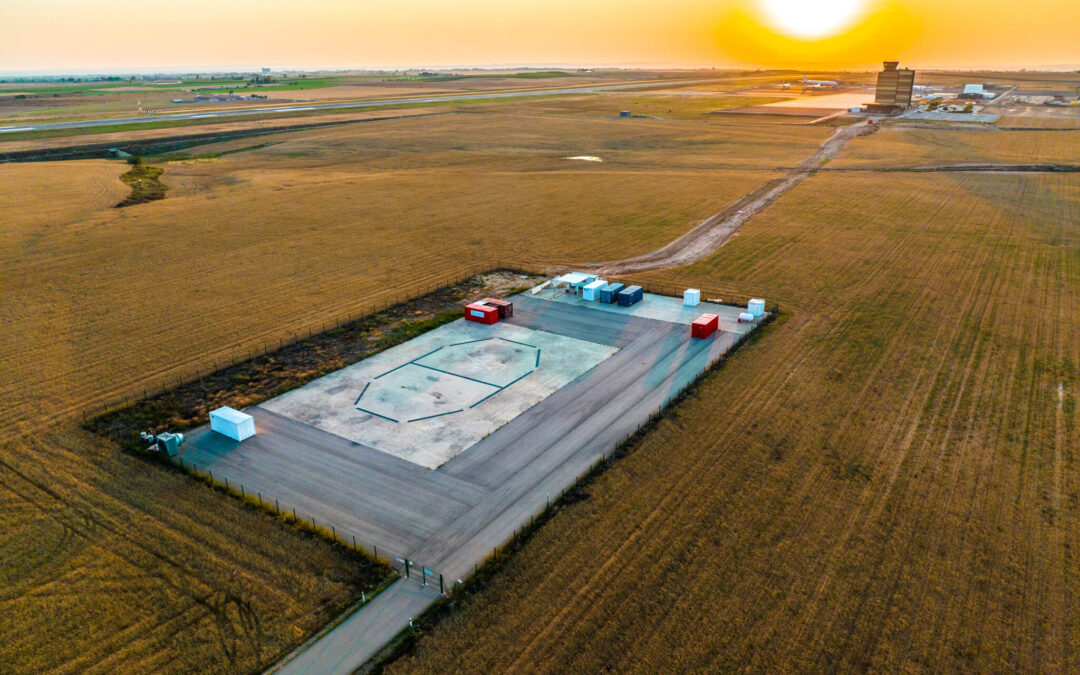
389,171,1080,672
0,106,832,671
468,92,790,120
832,126,1080,167
0,108,437,153
0,428,385,674
0,111,829,437
998,116,1080,130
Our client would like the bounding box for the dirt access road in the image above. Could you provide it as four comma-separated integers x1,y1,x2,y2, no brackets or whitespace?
594,121,878,276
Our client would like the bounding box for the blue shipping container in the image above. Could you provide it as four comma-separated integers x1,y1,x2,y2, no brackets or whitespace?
617,285,643,307
599,282,625,304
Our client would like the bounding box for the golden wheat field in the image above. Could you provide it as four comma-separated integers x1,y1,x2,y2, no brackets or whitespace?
998,116,1080,130
0,107,832,671
389,171,1080,672
0,428,383,674
0,111,829,437
833,126,1080,167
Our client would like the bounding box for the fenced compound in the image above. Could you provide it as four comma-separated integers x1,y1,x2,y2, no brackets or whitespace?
174,453,446,593
78,261,545,427
83,263,776,618
75,260,773,432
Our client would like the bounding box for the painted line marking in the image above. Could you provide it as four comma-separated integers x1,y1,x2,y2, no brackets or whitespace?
469,389,502,409
355,407,398,423
354,382,371,404
447,338,491,347
407,409,464,423
497,337,540,349
411,362,502,388
411,346,445,362
535,349,541,368
374,361,412,380
501,369,535,390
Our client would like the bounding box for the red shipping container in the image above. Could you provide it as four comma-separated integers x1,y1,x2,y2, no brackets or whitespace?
691,313,719,339
482,297,514,319
464,302,499,325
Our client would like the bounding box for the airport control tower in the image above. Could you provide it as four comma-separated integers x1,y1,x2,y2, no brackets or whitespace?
868,61,915,114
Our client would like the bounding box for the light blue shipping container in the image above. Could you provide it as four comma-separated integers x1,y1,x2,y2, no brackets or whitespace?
582,279,607,301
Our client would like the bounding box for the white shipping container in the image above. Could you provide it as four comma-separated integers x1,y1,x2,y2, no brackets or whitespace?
582,279,608,301
747,298,766,317
683,288,701,306
210,406,256,441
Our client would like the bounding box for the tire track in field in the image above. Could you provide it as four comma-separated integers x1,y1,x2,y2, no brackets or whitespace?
585,122,879,276
507,296,867,668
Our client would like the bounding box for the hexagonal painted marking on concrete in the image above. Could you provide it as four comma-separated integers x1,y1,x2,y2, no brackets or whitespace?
354,338,542,423
357,364,498,423
260,320,616,469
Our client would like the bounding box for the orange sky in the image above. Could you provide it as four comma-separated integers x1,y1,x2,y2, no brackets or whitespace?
1,0,1078,73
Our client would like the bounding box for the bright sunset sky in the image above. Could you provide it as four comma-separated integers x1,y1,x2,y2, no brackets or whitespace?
1,0,1077,73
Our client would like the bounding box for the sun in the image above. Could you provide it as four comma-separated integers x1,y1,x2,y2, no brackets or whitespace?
757,0,866,39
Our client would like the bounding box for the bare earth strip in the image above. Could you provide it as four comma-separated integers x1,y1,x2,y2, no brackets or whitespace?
594,121,876,275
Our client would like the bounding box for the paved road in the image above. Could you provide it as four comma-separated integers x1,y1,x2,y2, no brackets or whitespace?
986,84,1018,106
269,581,440,674
0,79,710,134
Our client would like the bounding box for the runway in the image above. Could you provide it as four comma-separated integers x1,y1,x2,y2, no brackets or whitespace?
0,79,711,134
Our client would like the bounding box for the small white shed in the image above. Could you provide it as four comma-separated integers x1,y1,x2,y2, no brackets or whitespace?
210,406,256,442
683,288,701,306
748,298,766,317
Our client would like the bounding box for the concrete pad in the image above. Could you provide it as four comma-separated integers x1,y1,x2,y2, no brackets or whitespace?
261,320,617,469
413,338,539,388
529,289,761,334
359,364,498,423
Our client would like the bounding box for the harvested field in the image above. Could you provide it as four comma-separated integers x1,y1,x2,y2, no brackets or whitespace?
833,127,1080,167
0,428,391,674
997,116,1080,130
0,108,438,154
468,93,793,121
0,160,127,231
0,111,822,437
387,171,1080,672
